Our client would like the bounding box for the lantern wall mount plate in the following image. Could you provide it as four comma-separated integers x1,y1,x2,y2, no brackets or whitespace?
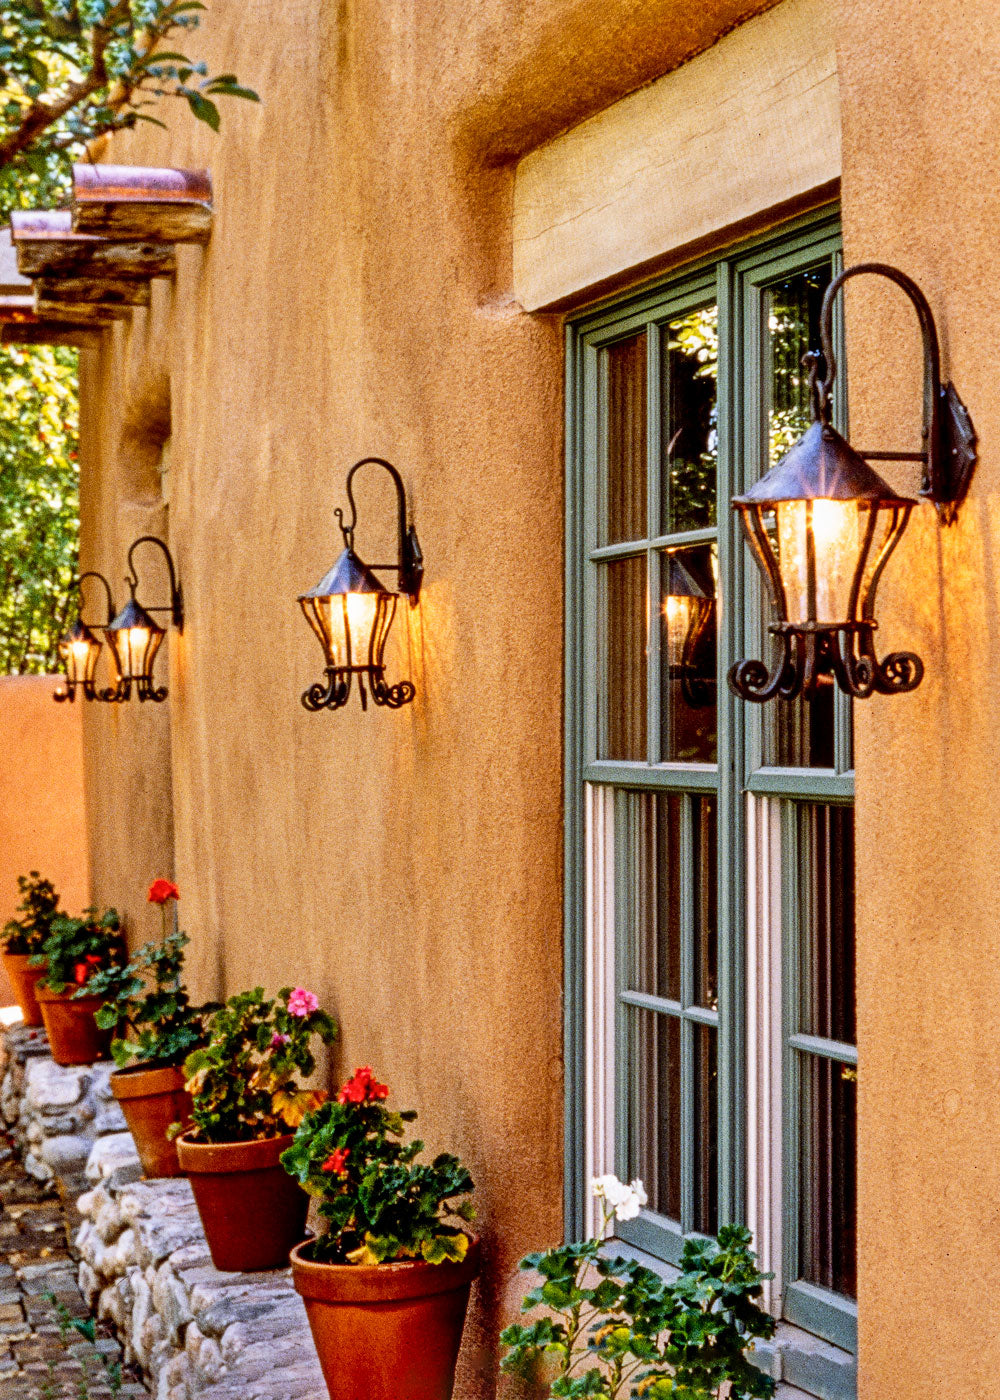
299,457,422,713
729,262,978,704
54,535,182,704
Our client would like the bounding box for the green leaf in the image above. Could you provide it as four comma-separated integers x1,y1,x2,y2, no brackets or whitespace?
186,92,220,131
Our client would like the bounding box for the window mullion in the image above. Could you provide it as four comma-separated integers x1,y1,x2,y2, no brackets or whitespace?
679,794,695,1231
647,322,662,767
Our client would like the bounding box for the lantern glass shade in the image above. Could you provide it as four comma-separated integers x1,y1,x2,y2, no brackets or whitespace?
104,594,165,687
58,619,101,694
735,420,915,630
299,549,395,672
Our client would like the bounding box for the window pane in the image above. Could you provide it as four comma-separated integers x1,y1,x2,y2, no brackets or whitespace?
795,801,857,1301
798,805,856,1045
762,262,836,769
693,796,718,1012
602,556,647,761
799,1054,857,1299
693,1022,718,1235
627,792,682,1002
604,333,647,544
662,308,717,534
660,544,717,763
626,1007,682,1223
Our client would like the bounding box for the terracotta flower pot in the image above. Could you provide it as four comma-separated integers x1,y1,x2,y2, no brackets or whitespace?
111,1064,193,1179
176,1132,309,1271
290,1236,480,1400
1,952,46,1026
36,985,112,1065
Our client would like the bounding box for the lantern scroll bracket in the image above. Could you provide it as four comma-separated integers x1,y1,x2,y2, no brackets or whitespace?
126,535,184,631
337,457,423,605
814,262,978,524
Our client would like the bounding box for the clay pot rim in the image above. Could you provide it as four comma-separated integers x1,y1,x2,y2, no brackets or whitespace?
289,1235,481,1303
176,1129,295,1174
35,984,105,1005
110,1062,187,1099
0,950,46,965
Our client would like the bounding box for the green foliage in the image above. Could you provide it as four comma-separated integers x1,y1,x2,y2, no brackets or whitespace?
182,985,338,1144
38,1291,122,1398
0,2,259,190
87,929,214,1069
280,1067,475,1266
500,1224,775,1400
1,868,61,953
32,903,120,992
0,343,78,674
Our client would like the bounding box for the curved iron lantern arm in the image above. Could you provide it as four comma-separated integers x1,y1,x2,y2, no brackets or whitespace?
126,536,184,629
76,569,116,627
334,457,423,604
814,262,977,523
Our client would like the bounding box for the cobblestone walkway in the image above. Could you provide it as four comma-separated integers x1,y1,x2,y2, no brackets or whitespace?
0,1131,148,1399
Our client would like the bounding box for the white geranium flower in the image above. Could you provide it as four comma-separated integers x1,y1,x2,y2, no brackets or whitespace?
591,1173,648,1221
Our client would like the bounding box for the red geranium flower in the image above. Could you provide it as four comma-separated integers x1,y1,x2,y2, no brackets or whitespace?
148,879,179,905
336,1066,389,1104
321,1147,350,1175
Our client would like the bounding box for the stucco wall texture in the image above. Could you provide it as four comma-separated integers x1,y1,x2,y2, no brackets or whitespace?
75,0,1000,1396
0,676,90,1003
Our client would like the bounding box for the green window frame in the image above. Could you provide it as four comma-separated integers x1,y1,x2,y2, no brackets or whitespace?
564,207,858,1358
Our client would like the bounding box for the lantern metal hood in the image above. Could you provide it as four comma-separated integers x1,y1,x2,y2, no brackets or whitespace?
299,457,422,713
54,536,182,704
729,262,977,704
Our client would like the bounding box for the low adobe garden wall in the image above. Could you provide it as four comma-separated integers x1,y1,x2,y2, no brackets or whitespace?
0,1024,326,1400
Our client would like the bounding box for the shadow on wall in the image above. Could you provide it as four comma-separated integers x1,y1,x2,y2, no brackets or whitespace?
0,675,90,1001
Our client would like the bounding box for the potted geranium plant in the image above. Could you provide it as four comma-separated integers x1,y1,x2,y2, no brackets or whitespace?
500,1175,776,1399
280,1067,478,1400
176,985,338,1271
32,905,123,1065
86,880,215,1178
1,871,62,1026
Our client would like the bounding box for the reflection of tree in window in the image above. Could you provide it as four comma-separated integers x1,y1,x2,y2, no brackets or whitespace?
664,308,718,534
767,265,830,465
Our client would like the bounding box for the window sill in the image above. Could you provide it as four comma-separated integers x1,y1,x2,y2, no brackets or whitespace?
602,1240,857,1400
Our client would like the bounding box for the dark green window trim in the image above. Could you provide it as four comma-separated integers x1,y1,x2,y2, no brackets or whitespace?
564,205,857,1363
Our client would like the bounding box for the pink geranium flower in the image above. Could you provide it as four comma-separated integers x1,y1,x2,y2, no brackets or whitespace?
287,987,319,1017
271,1032,291,1048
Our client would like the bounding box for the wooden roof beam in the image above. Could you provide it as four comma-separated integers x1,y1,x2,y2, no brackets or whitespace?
1,320,103,348
72,165,213,243
11,210,176,280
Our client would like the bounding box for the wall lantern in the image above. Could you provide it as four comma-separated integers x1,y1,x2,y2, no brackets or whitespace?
299,457,422,713
53,536,182,704
729,262,977,703
53,571,115,703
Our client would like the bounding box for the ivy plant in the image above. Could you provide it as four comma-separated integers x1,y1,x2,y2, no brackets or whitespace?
280,1066,476,1266
500,1178,775,1399
1,869,61,954
181,985,338,1143
31,904,121,992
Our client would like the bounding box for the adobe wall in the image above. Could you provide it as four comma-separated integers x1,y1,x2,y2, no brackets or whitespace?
836,2,1000,1396
74,0,1000,1396
0,675,90,1001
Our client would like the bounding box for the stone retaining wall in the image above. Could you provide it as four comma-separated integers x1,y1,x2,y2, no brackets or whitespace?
0,1026,325,1400
0,1023,131,1194
76,1174,325,1400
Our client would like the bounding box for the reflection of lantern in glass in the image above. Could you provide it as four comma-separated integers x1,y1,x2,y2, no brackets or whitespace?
730,261,979,703
53,570,116,704
663,551,716,707
104,590,167,702
299,457,422,714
